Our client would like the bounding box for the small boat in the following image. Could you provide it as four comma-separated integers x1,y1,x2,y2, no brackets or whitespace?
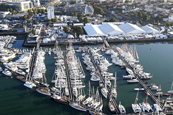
2,69,12,76
127,78,139,84
36,87,51,96
123,74,135,79
69,102,87,112
108,102,116,113
0,67,2,71
118,102,126,114
132,91,141,113
134,88,145,91
51,93,68,104
167,82,173,94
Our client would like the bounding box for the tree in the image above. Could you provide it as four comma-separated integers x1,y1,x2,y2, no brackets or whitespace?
109,18,118,22
33,20,38,24
32,29,35,35
125,0,129,3
72,26,83,38
153,20,155,25
83,17,90,23
51,18,58,22
86,2,90,6
16,10,19,13
139,20,143,25
10,8,13,12
165,21,170,26
103,19,110,22
62,26,70,33
143,14,149,21
94,6,106,15
23,15,28,20
138,12,143,19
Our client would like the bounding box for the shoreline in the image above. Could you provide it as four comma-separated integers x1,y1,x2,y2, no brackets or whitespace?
22,38,173,47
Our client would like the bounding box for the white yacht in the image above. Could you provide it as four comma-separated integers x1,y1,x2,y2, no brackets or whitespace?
123,74,135,79
153,103,162,112
140,102,152,112
134,88,144,91
36,87,51,96
24,81,36,89
132,91,141,113
101,87,108,99
168,82,173,94
118,102,126,114
2,69,12,76
127,78,139,84
69,102,87,112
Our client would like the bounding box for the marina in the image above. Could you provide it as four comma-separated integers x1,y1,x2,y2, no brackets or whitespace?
1,35,173,115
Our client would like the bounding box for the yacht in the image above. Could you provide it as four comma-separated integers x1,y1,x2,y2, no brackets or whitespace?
24,81,36,89
168,82,173,94
36,87,51,96
123,74,135,79
118,102,126,114
108,102,116,113
2,68,12,76
51,93,68,104
132,91,141,113
101,86,108,99
69,102,87,112
134,88,144,91
127,78,139,84
153,103,162,112
16,69,26,76
140,102,152,112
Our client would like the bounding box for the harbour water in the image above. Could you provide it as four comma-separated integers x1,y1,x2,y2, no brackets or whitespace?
1,39,173,115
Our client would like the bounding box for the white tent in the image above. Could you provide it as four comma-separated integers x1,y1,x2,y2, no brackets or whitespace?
84,24,105,36
118,23,145,35
98,23,124,36
141,25,159,34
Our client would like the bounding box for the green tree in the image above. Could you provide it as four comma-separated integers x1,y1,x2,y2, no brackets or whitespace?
51,18,58,22
153,20,155,25
143,14,149,21
139,20,143,24
94,6,106,15
103,19,110,22
165,21,170,26
33,20,38,24
62,26,70,33
10,8,13,12
109,18,118,22
138,12,143,19
16,10,19,13
72,26,83,38
32,29,35,35
77,14,83,22
23,15,28,20
83,17,90,23
86,2,90,6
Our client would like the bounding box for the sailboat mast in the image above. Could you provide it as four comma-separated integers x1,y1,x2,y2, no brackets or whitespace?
114,72,117,88
135,91,139,104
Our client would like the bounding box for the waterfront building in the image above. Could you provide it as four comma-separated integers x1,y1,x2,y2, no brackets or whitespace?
47,6,54,20
5,1,33,11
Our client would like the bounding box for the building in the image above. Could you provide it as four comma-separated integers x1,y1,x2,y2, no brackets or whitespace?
5,1,33,11
32,0,40,7
64,2,94,15
47,6,54,20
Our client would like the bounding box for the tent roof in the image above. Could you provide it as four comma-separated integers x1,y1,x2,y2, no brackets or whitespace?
98,23,124,36
84,24,105,36
141,25,159,34
118,23,145,34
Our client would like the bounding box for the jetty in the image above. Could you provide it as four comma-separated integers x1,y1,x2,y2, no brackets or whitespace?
87,49,120,114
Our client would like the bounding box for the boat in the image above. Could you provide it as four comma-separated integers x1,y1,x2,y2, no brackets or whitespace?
168,82,173,94
134,88,145,91
51,91,68,104
140,96,152,112
123,74,135,79
132,91,141,113
2,68,12,76
127,78,139,84
36,87,51,96
111,72,117,98
150,84,159,91
108,102,116,113
0,67,2,71
118,102,126,114
69,102,87,112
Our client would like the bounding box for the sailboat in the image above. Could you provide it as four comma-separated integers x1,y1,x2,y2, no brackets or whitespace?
101,79,108,99
108,94,116,113
167,82,173,94
140,95,152,112
132,91,141,113
111,72,117,99
83,81,92,105
76,89,85,102
24,74,36,89
51,83,68,104
118,102,126,114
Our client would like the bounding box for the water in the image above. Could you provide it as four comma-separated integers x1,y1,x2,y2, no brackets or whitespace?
0,39,173,115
